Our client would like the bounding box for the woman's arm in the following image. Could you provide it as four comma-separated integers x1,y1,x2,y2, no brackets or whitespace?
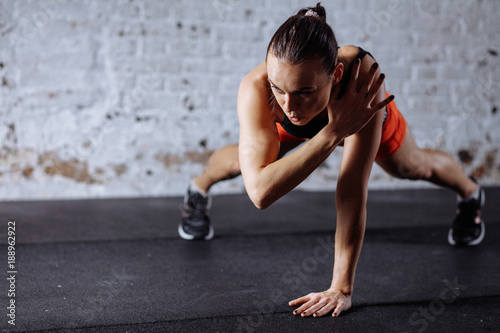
238,60,389,209
331,90,385,296
238,76,342,209
289,58,387,318
332,57,387,295
289,103,385,318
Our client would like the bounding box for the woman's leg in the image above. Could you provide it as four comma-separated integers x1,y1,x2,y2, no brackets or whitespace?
194,144,241,193
194,141,303,193
180,144,241,240
179,141,303,240
375,128,477,198
376,127,485,246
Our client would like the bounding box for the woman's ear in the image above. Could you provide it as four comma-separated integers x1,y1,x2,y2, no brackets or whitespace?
332,62,344,85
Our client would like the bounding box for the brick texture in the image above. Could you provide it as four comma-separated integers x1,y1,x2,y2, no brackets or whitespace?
0,0,499,200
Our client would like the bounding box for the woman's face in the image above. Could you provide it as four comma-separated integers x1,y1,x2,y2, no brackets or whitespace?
266,53,335,126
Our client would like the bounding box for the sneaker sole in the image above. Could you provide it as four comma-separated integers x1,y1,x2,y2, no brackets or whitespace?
178,223,214,241
448,220,485,246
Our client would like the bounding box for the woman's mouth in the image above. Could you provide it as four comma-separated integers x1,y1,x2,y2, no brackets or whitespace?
288,115,301,122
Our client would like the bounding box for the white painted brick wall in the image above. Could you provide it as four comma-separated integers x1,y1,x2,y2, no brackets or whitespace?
0,0,499,200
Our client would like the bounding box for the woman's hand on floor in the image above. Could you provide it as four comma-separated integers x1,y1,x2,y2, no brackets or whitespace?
289,289,352,318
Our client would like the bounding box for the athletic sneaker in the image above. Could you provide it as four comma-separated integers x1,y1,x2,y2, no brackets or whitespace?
448,182,485,246
178,186,214,240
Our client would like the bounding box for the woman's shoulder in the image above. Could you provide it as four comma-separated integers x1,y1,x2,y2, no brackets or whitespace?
241,61,268,89
238,61,280,121
338,45,361,63
339,45,377,76
239,61,274,107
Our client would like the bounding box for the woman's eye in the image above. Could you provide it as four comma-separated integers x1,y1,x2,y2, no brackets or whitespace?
272,86,283,93
299,91,312,97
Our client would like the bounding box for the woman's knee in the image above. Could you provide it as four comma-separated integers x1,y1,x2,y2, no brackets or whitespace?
393,150,433,180
403,165,432,180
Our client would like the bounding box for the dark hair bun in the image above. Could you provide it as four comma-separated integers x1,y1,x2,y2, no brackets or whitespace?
297,2,326,20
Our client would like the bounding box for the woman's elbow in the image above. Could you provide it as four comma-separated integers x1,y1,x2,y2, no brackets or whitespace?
247,183,274,210
242,169,273,210
247,187,273,210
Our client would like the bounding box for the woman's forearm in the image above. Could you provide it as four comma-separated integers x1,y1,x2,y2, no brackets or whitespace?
244,128,342,209
330,194,367,294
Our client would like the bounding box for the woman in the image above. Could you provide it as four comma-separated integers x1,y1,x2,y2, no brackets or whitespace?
179,4,485,318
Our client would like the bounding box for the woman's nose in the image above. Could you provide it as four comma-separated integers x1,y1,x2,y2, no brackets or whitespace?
282,94,296,113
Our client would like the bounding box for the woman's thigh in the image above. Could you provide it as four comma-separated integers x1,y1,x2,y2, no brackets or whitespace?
375,127,431,180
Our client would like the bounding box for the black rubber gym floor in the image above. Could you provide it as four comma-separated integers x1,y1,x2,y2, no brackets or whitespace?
0,187,499,332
